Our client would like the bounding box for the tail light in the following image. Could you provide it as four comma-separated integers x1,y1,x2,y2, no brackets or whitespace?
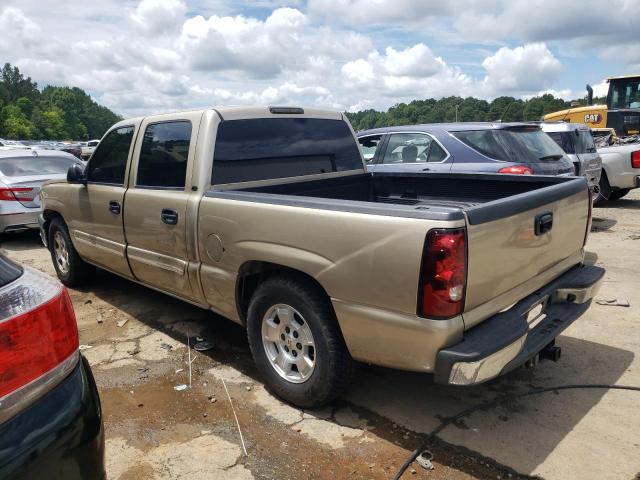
418,229,467,318
631,150,640,169
498,165,534,175
0,268,79,422
0,187,33,202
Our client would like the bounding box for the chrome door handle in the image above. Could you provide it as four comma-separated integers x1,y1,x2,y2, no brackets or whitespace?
161,208,178,225
108,201,121,215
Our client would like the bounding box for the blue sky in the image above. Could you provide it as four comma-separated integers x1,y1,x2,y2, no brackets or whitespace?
0,0,637,117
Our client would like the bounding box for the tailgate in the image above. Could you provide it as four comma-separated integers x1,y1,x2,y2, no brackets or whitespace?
463,178,589,328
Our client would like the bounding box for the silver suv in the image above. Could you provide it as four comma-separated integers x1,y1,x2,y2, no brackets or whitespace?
541,122,602,192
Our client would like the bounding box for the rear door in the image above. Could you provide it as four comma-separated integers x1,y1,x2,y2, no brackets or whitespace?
66,125,136,278
374,132,452,173
123,113,201,299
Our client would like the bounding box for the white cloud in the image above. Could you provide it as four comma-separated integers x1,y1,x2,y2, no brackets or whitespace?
130,0,187,35
481,43,562,94
2,1,637,118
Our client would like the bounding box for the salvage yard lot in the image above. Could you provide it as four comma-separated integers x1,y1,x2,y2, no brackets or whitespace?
3,193,640,480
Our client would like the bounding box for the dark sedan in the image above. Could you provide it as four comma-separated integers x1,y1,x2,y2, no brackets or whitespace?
0,254,104,480
357,122,576,178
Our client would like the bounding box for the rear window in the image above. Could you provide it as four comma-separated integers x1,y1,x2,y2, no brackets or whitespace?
547,130,596,155
0,156,78,177
212,118,363,185
453,128,566,162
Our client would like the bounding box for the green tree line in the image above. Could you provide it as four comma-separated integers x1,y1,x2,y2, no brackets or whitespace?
0,63,121,140
345,94,603,131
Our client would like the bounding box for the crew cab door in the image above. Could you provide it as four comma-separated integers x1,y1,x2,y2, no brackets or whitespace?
66,125,136,278
372,132,452,173
123,114,200,299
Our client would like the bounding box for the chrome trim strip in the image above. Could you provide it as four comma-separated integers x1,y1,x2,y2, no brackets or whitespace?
127,245,187,275
0,351,79,424
72,229,125,255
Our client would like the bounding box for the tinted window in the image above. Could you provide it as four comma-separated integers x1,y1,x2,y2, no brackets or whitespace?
382,133,447,163
0,155,78,177
453,128,565,162
137,121,191,188
212,118,363,185
358,135,382,162
86,127,134,184
574,130,596,154
547,132,575,154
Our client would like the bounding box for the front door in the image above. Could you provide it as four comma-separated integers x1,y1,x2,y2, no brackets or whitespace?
67,125,137,278
123,116,199,299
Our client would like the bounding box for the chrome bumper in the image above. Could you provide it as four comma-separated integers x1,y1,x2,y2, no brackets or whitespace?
434,264,605,386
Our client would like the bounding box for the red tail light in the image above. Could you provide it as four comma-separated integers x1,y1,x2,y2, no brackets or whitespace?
498,165,534,175
631,150,640,169
0,187,33,202
419,229,467,318
0,268,79,419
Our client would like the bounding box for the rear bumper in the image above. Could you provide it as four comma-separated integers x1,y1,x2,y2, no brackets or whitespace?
0,355,105,480
0,211,39,232
434,264,605,385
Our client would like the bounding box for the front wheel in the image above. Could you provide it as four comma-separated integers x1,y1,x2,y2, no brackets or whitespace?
49,217,94,287
247,275,356,408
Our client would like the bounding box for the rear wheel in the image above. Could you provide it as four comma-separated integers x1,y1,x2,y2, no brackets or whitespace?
595,171,612,204
247,275,356,408
49,217,94,287
609,188,630,201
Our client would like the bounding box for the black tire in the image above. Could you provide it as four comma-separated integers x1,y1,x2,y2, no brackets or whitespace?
595,171,612,204
247,274,356,408
48,217,94,287
608,188,630,201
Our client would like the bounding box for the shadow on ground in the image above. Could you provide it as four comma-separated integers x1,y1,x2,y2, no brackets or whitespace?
77,266,635,479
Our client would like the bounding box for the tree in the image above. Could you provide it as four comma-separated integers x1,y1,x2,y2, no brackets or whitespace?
0,63,121,140
1,104,36,139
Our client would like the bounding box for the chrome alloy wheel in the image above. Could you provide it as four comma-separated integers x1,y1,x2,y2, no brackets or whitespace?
53,231,70,275
261,304,316,383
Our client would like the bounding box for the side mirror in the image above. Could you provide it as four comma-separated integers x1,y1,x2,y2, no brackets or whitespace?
67,163,87,184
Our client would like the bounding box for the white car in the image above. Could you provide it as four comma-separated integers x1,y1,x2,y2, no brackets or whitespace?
596,142,640,201
81,139,100,159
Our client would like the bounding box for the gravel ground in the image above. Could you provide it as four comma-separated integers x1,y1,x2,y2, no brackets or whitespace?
2,190,639,480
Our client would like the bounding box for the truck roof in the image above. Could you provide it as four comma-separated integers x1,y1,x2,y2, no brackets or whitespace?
111,106,343,131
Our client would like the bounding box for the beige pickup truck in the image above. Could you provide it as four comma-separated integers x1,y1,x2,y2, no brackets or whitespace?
40,106,603,407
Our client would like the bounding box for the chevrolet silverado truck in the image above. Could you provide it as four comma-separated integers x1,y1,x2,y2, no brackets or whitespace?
39,106,603,407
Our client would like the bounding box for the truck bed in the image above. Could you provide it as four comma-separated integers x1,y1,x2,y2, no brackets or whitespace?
213,172,586,225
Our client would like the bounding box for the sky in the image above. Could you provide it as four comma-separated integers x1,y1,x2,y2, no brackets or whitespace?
0,0,638,117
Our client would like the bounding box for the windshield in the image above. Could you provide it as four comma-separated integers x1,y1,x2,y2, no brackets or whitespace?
0,156,78,177
453,128,566,162
609,79,640,109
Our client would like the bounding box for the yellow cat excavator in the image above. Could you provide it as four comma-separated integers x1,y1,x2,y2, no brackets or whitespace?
544,75,640,136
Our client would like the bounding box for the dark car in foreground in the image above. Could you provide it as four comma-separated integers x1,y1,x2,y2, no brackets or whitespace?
0,255,104,480
357,122,579,180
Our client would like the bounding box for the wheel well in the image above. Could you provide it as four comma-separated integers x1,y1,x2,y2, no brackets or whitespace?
236,261,329,324
42,210,64,246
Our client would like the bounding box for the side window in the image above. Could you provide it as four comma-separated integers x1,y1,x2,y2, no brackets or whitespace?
427,141,448,162
136,121,192,189
358,135,382,163
86,127,134,184
382,133,439,164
